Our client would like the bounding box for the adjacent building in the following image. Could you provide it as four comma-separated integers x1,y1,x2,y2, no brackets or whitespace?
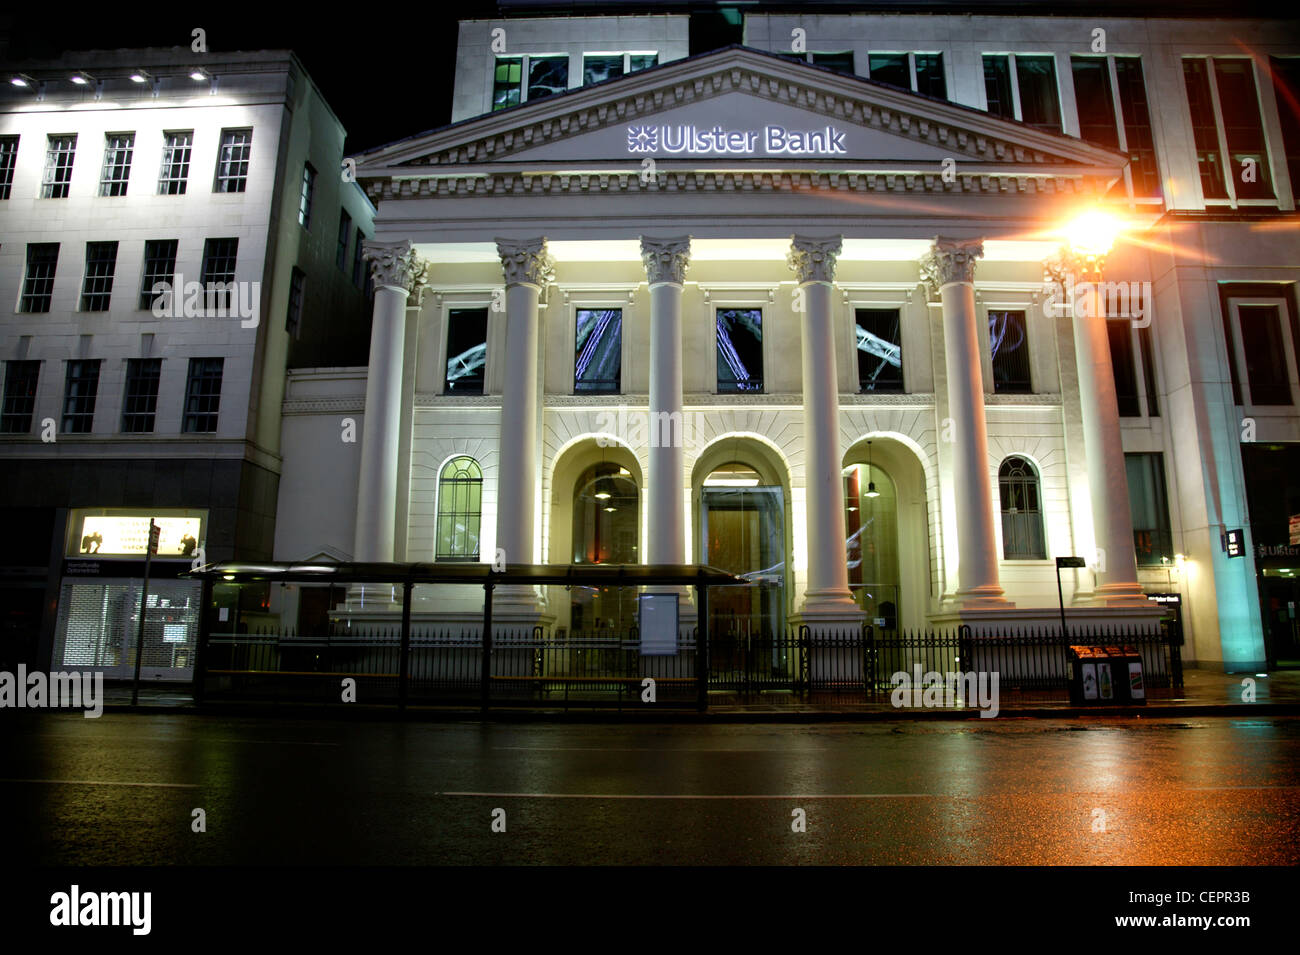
0,48,375,681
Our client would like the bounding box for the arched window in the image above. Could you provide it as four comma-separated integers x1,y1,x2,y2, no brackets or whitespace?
999,456,1046,559
436,456,482,561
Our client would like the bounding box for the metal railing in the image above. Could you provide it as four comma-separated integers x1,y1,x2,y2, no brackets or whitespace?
199,622,1181,709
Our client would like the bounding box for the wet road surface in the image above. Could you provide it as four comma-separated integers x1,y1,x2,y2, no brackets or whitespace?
3,714,1297,865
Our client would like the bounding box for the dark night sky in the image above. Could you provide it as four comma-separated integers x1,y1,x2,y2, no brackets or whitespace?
3,1,1295,154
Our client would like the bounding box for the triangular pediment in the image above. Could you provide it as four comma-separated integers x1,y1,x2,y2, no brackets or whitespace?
356,46,1126,190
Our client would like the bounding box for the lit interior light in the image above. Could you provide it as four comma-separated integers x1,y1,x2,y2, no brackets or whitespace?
864,481,880,499
10,74,35,88
703,477,759,487
618,467,630,476
222,574,236,581
594,491,612,500
603,506,616,513
189,68,209,82
70,72,93,86
129,70,151,84
1062,208,1126,259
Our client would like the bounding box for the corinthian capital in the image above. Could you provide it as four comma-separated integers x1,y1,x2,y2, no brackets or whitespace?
640,236,692,286
362,239,428,297
496,237,555,288
919,237,984,300
787,235,843,285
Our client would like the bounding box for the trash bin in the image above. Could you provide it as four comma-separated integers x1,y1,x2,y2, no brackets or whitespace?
1121,645,1146,705
1068,645,1103,705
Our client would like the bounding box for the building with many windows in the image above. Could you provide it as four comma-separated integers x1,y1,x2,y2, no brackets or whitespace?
268,9,1300,672
0,48,375,680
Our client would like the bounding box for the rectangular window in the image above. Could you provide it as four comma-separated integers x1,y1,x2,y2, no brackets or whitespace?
1271,57,1300,199
868,53,910,90
583,54,624,86
528,55,568,101
493,56,523,110
1138,325,1160,417
716,308,763,393
183,358,223,433
1212,58,1274,200
121,358,162,433
1071,56,1119,149
811,51,855,76
80,241,118,311
1126,452,1173,565
1114,58,1161,199
298,162,316,228
983,55,1015,120
490,54,569,109
574,308,622,394
62,359,101,434
1239,304,1292,405
99,133,133,196
855,308,904,392
444,308,488,394
1183,59,1229,199
336,210,352,270
21,243,59,313
989,309,1032,393
1108,320,1141,417
1015,55,1061,132
158,131,192,194
985,55,1060,131
215,129,251,193
0,136,19,199
286,267,305,337
352,228,366,287
629,54,658,73
200,238,238,310
42,135,77,198
139,239,178,310
914,54,946,99
1,360,40,433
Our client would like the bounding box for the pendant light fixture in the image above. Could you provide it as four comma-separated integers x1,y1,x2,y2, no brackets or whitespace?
865,440,880,498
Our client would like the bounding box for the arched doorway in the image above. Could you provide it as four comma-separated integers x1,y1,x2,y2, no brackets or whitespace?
696,458,787,638
843,452,900,628
547,438,642,635
570,462,639,632
842,437,931,631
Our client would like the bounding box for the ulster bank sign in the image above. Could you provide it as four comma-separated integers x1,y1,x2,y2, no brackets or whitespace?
627,123,848,156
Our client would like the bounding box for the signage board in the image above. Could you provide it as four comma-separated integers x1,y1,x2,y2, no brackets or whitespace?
1290,514,1300,545
73,515,201,558
638,593,679,656
1055,556,1087,568
1224,528,1244,558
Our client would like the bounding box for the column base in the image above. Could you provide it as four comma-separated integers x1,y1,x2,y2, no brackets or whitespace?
793,590,865,635
1087,582,1155,609
942,586,1015,612
491,585,554,634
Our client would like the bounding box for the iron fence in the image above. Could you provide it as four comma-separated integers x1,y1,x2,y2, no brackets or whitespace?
199,621,1182,709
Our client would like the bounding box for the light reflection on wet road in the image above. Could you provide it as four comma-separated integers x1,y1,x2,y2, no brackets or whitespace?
3,714,1297,865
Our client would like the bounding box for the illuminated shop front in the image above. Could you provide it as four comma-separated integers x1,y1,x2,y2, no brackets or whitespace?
52,509,206,681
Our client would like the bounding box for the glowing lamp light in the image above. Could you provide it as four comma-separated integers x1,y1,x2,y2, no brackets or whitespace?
222,574,236,581
70,72,93,86
189,68,209,82
1063,209,1125,259
594,491,612,500
129,70,151,84
864,482,880,498
10,74,35,88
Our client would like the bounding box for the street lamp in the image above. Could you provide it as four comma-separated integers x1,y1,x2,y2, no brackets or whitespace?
1060,207,1126,283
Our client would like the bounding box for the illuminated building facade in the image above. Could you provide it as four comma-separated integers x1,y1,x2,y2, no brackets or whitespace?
0,49,376,680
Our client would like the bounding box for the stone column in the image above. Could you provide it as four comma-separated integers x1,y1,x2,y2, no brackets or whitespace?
494,238,553,614
640,236,691,566
354,240,426,564
789,235,863,627
1057,249,1147,605
921,237,1010,609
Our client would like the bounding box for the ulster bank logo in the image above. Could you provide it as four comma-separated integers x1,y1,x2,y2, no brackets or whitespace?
627,123,847,156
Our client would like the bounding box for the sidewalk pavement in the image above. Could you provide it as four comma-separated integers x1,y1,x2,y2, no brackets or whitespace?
94,667,1300,720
